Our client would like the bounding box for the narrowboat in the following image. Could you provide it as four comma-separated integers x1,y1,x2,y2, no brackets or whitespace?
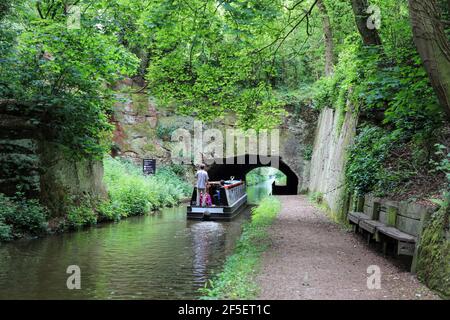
187,180,247,221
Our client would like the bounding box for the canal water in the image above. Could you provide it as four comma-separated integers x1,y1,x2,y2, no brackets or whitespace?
247,178,275,205
0,183,273,300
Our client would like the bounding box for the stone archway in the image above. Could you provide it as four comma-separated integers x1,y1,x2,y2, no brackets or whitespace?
207,154,299,195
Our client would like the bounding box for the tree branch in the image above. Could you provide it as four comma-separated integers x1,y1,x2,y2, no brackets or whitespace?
37,2,45,19
253,0,319,55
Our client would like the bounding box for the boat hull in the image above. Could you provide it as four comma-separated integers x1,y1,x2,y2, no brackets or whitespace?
187,194,247,221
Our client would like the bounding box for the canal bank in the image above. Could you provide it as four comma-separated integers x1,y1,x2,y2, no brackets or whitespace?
200,196,282,299
0,157,192,242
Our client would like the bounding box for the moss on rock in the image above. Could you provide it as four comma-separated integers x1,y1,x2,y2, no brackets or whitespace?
417,203,450,299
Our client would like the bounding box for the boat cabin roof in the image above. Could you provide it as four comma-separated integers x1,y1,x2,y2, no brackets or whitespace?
223,181,244,189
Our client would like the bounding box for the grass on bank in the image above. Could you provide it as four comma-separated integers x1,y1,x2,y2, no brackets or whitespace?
66,157,191,229
200,196,281,300
98,157,191,221
61,157,193,229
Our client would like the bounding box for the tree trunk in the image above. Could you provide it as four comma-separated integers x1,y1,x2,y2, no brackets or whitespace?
409,0,450,118
317,0,335,76
351,0,382,46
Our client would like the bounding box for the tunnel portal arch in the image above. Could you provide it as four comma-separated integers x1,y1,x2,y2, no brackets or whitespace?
206,154,299,195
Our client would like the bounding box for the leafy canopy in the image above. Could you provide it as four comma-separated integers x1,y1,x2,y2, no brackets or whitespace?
0,0,139,158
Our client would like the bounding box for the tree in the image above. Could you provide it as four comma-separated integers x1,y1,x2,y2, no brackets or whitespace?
408,0,450,118
142,0,291,129
0,1,139,158
317,0,335,76
350,0,382,46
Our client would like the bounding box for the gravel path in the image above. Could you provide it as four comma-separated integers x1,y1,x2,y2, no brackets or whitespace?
256,195,439,300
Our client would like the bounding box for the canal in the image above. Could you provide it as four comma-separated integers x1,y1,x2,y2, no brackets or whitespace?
0,182,273,300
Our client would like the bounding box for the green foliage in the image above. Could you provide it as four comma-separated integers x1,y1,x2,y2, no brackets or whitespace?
138,0,328,129
156,124,177,141
246,170,267,186
309,1,445,200
274,88,314,114
1,157,192,238
96,201,122,222
431,144,450,189
246,167,285,186
165,163,187,177
312,41,361,112
1,2,139,159
345,126,392,195
0,222,13,241
200,197,281,299
303,145,313,161
0,0,13,21
343,42,446,194
66,205,97,230
103,157,192,218
345,125,419,197
0,193,48,240
308,191,324,204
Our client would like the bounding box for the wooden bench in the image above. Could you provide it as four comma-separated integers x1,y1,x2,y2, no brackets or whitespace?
358,199,431,257
348,194,378,233
346,195,437,271
375,201,429,257
358,199,386,242
377,226,416,256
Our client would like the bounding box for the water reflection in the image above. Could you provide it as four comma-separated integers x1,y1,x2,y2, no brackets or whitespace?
0,206,249,300
247,179,275,205
190,222,224,284
0,181,273,300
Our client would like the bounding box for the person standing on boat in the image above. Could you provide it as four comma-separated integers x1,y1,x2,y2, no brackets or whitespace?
195,164,209,206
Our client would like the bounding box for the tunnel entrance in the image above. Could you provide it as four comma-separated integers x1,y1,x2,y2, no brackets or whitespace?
207,155,299,195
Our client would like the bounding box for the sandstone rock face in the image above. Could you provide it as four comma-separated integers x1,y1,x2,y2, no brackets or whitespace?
308,107,358,215
279,107,317,192
112,87,317,191
38,141,107,218
112,92,170,164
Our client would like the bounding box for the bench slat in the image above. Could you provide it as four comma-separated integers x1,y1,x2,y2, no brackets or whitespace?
396,215,421,237
348,211,370,224
398,241,415,256
359,219,385,234
377,226,416,243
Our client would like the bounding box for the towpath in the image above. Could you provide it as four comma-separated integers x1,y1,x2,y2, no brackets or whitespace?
256,196,439,300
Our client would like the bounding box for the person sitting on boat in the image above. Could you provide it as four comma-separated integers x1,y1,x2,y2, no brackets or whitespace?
212,180,225,205
203,185,213,207
195,164,209,206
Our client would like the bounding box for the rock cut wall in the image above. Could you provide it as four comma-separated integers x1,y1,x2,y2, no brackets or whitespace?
111,81,318,191
0,102,106,217
308,107,358,216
